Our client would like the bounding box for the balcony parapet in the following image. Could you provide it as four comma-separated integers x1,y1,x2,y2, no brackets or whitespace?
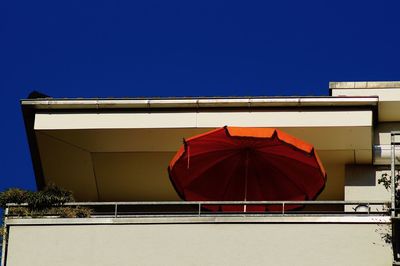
4,200,391,224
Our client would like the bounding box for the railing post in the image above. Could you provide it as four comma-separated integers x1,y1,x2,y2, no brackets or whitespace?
114,203,118,218
282,203,285,215
198,203,201,216
392,133,396,218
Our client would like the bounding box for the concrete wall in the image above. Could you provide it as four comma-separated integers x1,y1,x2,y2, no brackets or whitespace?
343,121,400,209
344,165,390,211
5,221,392,266
345,165,390,201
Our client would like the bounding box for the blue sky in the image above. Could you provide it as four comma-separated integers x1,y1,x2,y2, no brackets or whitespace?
0,0,400,191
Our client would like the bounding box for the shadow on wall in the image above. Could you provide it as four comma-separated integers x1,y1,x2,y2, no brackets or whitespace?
345,165,376,186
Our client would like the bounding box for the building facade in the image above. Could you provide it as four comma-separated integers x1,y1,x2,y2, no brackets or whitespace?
3,81,400,265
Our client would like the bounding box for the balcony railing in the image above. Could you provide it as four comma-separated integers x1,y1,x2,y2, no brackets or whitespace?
4,200,390,218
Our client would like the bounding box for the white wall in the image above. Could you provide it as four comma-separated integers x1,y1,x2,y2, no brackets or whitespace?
6,222,392,266
344,165,390,211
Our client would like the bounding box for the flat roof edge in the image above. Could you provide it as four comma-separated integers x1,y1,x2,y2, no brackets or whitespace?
20,96,378,110
330,81,400,89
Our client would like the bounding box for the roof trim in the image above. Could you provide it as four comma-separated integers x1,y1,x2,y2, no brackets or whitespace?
21,96,378,110
330,81,400,89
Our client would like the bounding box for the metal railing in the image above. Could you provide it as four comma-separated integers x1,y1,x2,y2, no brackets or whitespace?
391,132,400,264
5,200,390,218
391,132,400,218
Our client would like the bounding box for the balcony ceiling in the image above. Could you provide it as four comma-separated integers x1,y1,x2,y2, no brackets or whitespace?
33,108,373,202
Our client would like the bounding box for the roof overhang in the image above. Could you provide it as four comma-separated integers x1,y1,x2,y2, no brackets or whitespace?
21,96,377,202
330,81,400,122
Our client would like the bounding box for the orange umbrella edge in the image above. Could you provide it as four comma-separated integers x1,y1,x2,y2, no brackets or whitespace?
227,126,313,152
227,127,276,138
227,127,326,176
172,126,327,177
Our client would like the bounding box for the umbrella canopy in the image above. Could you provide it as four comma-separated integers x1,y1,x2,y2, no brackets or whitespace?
168,127,326,212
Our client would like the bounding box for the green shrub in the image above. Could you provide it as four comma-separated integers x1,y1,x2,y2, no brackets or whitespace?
42,184,74,204
57,206,92,218
26,184,74,210
0,226,5,238
74,206,92,218
8,206,30,217
56,207,78,218
0,188,29,208
0,185,90,218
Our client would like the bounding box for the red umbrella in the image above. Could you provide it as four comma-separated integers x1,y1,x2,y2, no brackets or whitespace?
168,126,326,212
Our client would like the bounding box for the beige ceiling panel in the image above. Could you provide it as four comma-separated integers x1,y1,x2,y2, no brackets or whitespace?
36,132,99,201
355,150,373,164
196,111,372,128
40,126,372,153
374,122,400,145
91,151,344,202
317,150,355,165
378,102,400,122
279,127,372,151
317,163,345,200
92,152,180,201
35,112,198,130
34,110,372,130
35,122,372,201
40,128,213,152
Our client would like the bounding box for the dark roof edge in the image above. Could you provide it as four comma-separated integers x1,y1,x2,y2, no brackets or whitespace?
20,96,379,110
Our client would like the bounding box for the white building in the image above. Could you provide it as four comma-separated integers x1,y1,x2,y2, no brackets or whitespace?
3,81,400,265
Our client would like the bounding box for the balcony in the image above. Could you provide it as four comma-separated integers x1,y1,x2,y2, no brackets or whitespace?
17,93,400,265
2,200,393,266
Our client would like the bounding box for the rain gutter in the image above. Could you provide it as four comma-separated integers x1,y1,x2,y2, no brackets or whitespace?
21,96,378,110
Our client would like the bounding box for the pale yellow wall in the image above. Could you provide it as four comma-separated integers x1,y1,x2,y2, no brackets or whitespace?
92,152,180,201
344,165,390,211
36,132,99,201
6,222,392,266
345,166,389,201
319,163,345,200
40,126,373,154
375,122,400,146
342,122,400,206
34,110,372,130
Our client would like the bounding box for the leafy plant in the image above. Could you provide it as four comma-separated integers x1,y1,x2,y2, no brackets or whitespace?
377,172,399,246
378,172,400,205
0,225,5,248
57,206,92,218
0,188,29,208
0,185,91,218
378,173,398,190
26,184,74,210
8,206,30,217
